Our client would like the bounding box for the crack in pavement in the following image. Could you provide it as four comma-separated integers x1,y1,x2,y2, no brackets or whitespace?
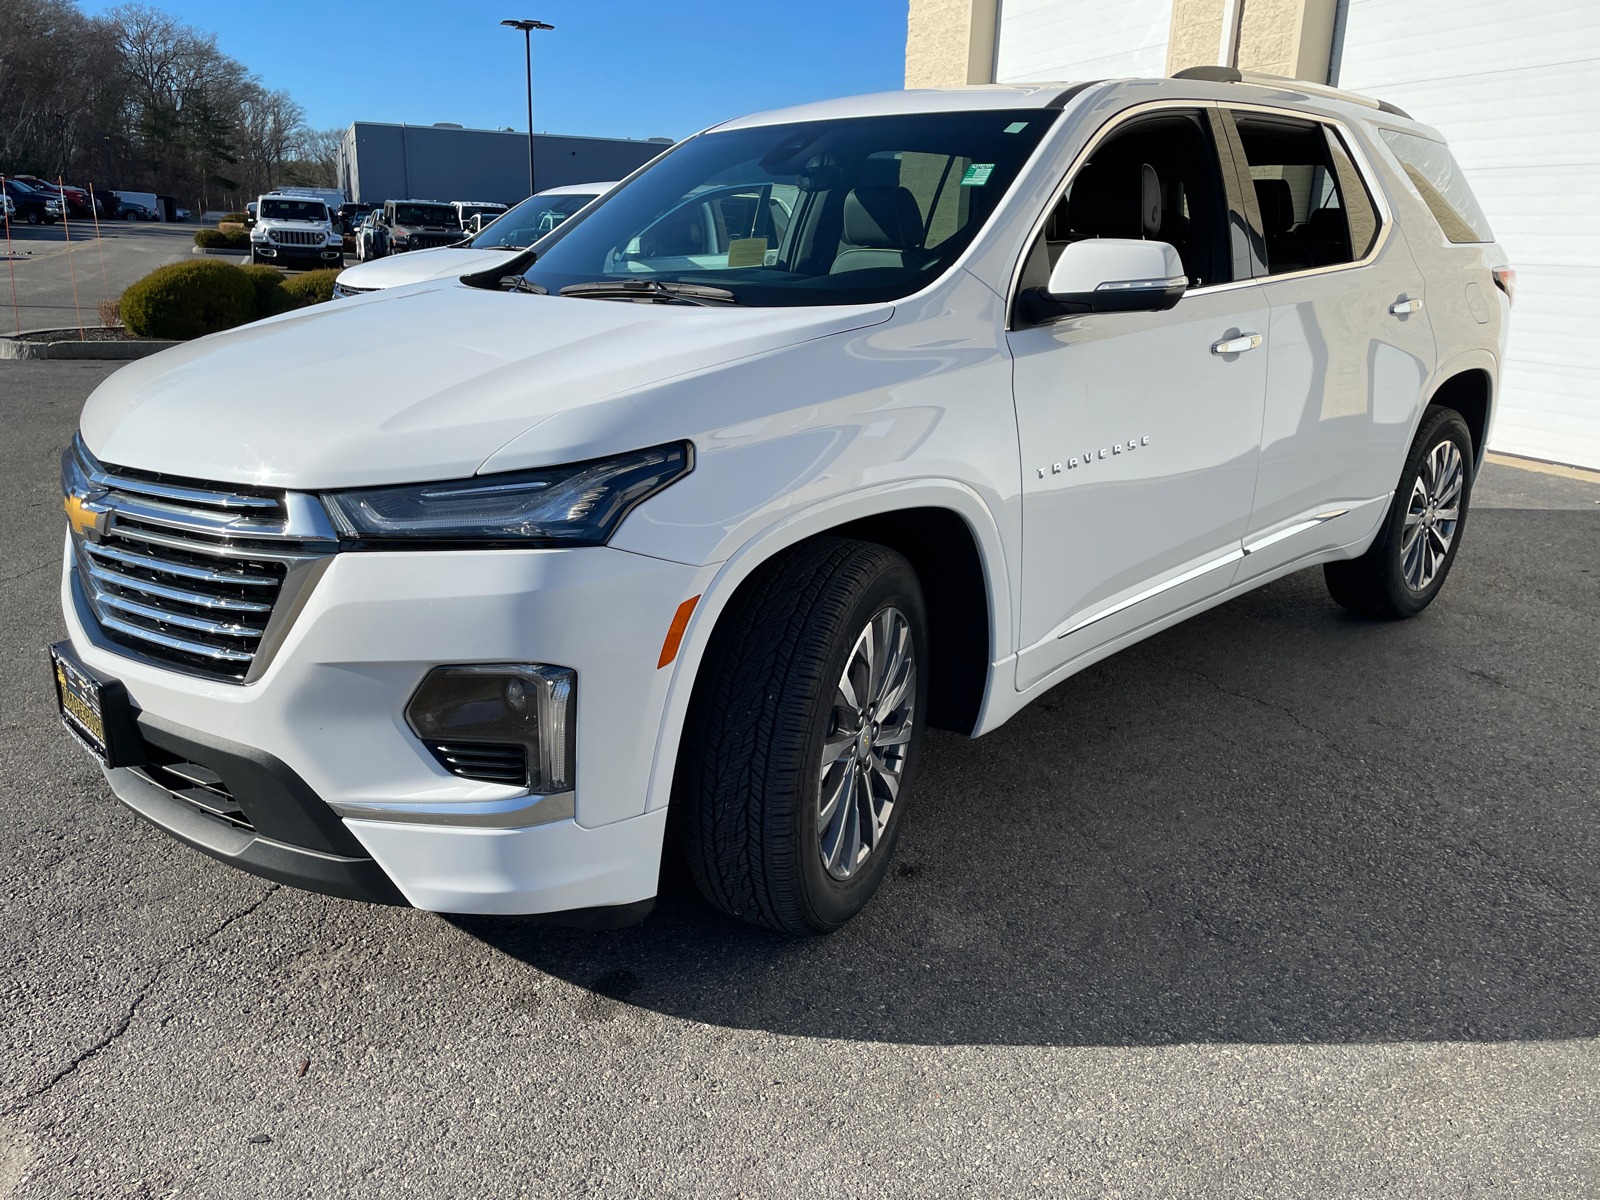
2,883,280,1119
0,561,54,587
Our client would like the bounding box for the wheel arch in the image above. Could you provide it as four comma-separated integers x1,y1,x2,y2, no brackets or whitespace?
1422,352,1497,473
642,481,1011,815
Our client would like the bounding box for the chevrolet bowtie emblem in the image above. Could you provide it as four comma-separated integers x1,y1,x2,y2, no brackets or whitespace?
64,490,110,541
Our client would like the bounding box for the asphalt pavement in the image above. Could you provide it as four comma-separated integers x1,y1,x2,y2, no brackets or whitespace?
2,360,1598,1198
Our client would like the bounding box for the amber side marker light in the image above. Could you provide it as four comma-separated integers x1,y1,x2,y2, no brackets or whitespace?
1493,266,1516,306
658,595,701,669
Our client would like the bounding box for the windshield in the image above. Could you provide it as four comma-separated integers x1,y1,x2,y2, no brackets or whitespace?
260,199,328,222
519,111,1053,306
458,205,506,222
470,193,599,249
394,204,457,227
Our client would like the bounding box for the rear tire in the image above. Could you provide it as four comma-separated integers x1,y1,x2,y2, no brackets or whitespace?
675,538,929,935
1325,405,1474,618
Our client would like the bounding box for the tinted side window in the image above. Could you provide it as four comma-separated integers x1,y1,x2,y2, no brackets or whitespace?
1019,110,1232,294
1324,127,1380,259
1379,128,1493,244
1233,113,1379,274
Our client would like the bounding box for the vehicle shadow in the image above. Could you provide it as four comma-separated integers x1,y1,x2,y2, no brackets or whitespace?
452,508,1600,1047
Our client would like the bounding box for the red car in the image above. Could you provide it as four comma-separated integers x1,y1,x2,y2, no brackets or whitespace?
11,176,92,216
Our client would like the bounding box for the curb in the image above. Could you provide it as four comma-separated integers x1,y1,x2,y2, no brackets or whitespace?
191,245,249,256
0,331,182,360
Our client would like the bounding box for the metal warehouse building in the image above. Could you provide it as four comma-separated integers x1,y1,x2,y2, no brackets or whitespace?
337,123,673,209
907,0,1600,469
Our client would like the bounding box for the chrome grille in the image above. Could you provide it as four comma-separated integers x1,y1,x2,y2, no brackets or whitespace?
63,436,337,684
270,229,322,246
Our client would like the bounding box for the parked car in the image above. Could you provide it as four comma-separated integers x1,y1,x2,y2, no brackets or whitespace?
118,202,155,222
382,199,464,254
11,175,90,216
353,209,386,262
333,183,615,296
3,179,61,224
2,193,14,223
55,76,1508,934
114,191,163,221
336,202,373,234
452,200,508,231
248,194,344,268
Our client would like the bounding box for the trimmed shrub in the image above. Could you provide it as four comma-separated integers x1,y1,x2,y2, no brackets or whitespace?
282,269,339,307
222,211,250,224
239,263,300,318
120,260,257,340
194,228,249,249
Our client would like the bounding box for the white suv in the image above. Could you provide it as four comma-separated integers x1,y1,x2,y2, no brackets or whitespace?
249,193,344,268
54,74,1510,933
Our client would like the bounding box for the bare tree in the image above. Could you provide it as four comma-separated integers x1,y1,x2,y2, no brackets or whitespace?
1,0,321,213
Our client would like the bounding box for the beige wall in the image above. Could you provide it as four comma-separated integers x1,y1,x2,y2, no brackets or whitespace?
911,0,1338,86
905,0,1000,87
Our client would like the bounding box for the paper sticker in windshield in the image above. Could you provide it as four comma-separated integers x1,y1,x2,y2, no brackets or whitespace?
726,238,768,268
960,163,995,187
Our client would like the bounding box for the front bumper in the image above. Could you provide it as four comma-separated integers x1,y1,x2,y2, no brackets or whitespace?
253,242,344,263
62,537,706,914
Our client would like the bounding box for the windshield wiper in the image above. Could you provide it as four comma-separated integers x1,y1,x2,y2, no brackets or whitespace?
559,279,738,306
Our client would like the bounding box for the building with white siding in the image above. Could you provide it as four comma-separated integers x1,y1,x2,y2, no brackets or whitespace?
905,0,1599,468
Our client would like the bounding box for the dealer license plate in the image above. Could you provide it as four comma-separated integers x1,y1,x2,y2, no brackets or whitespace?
50,643,118,766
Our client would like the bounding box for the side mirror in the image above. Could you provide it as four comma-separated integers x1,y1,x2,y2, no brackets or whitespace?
1021,238,1188,325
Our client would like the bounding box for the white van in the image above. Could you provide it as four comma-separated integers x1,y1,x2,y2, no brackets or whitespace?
55,74,1509,933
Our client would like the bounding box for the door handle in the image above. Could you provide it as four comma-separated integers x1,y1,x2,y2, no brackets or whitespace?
1211,333,1262,355
1389,298,1423,315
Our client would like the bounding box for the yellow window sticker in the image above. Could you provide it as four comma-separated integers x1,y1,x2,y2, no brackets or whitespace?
726,238,768,268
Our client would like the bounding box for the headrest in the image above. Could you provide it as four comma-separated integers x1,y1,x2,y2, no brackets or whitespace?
1069,161,1163,238
1253,178,1295,235
1306,206,1346,239
842,187,922,248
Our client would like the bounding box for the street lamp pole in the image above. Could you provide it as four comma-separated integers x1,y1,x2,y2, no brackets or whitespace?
500,19,553,199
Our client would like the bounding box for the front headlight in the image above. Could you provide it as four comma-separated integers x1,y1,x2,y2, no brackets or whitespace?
321,442,693,548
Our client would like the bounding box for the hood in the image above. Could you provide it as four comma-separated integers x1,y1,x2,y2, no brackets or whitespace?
338,247,510,290
80,281,893,490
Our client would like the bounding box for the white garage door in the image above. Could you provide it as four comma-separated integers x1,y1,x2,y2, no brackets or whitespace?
994,0,1173,83
1338,0,1600,469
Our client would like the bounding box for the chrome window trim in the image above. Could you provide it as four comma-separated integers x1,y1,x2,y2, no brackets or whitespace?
1218,100,1395,286
1004,96,1397,325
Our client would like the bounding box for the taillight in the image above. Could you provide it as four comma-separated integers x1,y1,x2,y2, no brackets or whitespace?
1492,266,1516,306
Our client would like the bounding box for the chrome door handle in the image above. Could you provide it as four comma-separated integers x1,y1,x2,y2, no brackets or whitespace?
1389,298,1423,315
1211,333,1262,355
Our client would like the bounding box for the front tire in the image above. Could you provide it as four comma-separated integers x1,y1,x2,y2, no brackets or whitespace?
676,538,929,935
1325,405,1474,618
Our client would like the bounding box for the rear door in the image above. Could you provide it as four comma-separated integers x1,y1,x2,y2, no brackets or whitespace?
1008,106,1270,693
1223,108,1438,578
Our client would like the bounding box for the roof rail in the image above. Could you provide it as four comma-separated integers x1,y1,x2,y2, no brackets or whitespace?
1170,65,1412,120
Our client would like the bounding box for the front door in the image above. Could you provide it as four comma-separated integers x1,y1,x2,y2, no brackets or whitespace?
1008,108,1270,692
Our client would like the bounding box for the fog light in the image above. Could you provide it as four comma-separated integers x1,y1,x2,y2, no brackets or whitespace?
405,664,575,792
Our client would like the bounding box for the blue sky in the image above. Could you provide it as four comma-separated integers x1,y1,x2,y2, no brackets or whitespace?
84,0,910,141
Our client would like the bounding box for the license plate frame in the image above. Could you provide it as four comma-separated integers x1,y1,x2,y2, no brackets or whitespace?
49,641,143,769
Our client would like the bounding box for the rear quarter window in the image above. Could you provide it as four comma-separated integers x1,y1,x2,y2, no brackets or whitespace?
1379,129,1493,244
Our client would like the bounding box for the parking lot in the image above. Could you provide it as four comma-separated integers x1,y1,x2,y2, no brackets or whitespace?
0,219,340,334
2,357,1597,1197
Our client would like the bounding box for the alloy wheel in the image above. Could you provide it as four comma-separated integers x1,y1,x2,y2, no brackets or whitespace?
1401,438,1464,592
817,607,916,881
